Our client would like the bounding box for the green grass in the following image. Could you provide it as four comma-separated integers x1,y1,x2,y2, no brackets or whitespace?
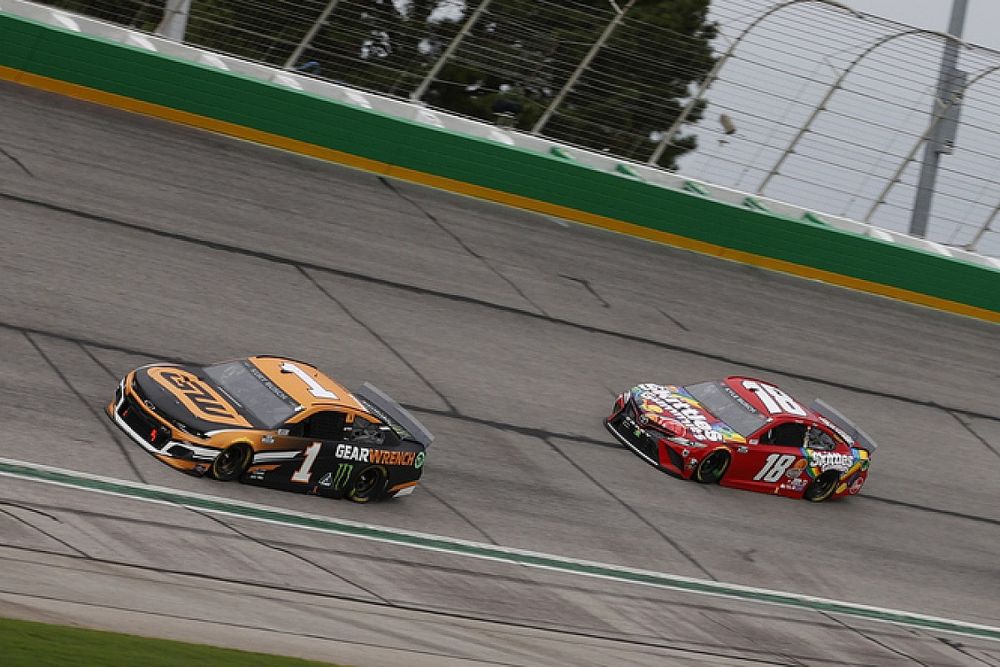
0,616,341,666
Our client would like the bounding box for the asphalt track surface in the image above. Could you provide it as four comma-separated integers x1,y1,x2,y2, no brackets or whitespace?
0,80,998,666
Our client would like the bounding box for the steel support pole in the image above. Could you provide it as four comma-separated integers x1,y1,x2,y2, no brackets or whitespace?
283,0,342,70
965,203,999,251
909,0,968,237
410,0,495,102
155,0,192,41
865,62,1000,224
757,28,953,195
531,0,636,135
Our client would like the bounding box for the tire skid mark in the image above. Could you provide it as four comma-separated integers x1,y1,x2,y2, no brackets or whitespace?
542,436,717,581
4,190,995,425
419,483,498,545
947,410,1000,460
378,176,549,317
0,146,34,177
3,324,997,527
21,332,147,484
0,542,815,665
822,612,931,667
0,506,89,558
560,274,610,309
938,637,999,667
297,265,457,413
183,506,391,605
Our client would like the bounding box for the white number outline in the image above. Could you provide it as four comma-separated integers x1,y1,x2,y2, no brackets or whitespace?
742,380,807,417
291,441,323,484
281,362,339,400
753,453,798,482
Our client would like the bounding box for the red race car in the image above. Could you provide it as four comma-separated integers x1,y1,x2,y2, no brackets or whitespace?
605,377,876,502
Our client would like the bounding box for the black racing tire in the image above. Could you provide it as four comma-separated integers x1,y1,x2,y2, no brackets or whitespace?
347,465,388,504
804,471,840,503
693,449,730,484
210,443,253,481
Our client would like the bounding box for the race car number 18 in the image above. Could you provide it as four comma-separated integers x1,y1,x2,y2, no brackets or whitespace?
753,453,797,482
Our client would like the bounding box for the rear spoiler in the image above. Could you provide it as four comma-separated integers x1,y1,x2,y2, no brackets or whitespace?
811,399,878,453
355,382,434,448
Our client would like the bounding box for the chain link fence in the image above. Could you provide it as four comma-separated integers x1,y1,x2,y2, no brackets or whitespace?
28,0,1000,257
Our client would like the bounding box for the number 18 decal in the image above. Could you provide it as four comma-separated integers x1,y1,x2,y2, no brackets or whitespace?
742,380,807,417
754,453,798,482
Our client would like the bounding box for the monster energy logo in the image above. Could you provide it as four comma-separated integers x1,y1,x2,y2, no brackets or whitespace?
319,463,353,490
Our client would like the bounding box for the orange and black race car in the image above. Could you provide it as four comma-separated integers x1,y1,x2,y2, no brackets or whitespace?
106,355,433,502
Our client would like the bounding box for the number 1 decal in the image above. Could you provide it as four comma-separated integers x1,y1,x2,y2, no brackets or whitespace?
281,362,339,400
291,442,323,483
742,380,807,416
753,453,798,482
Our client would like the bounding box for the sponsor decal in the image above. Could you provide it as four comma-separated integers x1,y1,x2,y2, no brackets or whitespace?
148,368,251,427
785,458,808,479
247,362,293,402
330,463,353,490
414,452,425,469
317,472,333,487
808,450,854,473
817,415,855,446
782,478,808,492
249,468,266,481
722,383,759,415
635,385,724,442
334,443,416,466
848,474,865,495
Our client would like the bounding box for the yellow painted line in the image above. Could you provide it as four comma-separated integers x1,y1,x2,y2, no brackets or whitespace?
2,65,998,324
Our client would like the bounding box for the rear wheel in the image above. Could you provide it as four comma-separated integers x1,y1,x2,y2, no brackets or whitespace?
693,449,730,484
347,465,387,503
804,471,839,502
210,443,252,481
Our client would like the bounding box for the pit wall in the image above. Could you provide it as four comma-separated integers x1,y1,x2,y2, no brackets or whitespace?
2,8,998,322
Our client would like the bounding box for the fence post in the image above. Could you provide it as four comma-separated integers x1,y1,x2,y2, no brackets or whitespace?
284,0,342,70
155,0,192,41
410,0,495,102
531,0,636,135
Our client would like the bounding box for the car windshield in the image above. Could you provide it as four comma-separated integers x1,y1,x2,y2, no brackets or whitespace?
683,381,768,437
204,360,298,428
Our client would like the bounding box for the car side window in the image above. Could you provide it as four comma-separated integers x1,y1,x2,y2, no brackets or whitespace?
349,416,387,446
806,426,837,451
287,410,346,440
760,422,807,447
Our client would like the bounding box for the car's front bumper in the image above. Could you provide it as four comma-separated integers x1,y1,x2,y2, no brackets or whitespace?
605,401,686,478
107,377,221,475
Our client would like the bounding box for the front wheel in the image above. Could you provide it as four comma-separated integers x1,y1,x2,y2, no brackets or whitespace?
347,465,387,503
804,471,839,502
210,443,252,481
693,449,730,484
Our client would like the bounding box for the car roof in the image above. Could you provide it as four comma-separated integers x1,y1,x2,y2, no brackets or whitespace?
246,356,367,413
722,376,822,422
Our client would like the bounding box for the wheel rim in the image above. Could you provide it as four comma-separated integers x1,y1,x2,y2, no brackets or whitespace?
215,447,244,476
808,474,837,500
706,452,726,477
354,469,379,497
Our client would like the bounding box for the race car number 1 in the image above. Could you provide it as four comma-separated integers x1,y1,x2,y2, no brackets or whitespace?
753,453,797,482
281,362,339,399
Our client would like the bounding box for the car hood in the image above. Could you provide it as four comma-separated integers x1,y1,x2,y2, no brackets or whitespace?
629,384,746,445
134,365,259,433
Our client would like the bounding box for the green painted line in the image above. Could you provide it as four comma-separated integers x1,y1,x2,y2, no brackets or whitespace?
1,458,997,642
